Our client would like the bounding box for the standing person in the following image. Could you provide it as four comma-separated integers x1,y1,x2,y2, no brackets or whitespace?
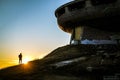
18,53,22,64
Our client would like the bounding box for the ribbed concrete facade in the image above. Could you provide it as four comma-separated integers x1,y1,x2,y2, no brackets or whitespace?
55,0,120,33
55,0,120,44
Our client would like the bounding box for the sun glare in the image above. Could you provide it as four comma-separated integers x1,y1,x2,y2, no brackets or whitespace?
23,57,31,64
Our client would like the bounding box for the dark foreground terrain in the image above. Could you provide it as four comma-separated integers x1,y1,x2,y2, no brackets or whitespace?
0,44,120,80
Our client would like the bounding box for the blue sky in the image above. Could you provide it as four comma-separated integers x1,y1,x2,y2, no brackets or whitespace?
0,0,72,68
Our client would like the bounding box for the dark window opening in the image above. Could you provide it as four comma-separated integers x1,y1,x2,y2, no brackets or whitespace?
69,1,85,11
91,0,117,5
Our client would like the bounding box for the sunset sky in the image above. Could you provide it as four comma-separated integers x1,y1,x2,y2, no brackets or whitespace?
0,0,72,69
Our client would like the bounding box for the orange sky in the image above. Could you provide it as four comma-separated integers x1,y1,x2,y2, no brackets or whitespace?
0,0,71,69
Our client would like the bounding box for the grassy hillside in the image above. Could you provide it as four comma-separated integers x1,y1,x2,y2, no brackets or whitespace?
0,44,120,80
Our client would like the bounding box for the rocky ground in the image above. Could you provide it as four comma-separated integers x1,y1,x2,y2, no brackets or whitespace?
0,44,120,80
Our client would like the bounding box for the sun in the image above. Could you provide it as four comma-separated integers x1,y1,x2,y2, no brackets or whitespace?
23,57,32,64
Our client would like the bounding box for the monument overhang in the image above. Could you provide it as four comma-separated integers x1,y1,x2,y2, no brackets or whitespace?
55,0,120,33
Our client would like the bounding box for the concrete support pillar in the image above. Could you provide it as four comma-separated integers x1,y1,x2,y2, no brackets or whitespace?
70,26,84,45
70,27,75,45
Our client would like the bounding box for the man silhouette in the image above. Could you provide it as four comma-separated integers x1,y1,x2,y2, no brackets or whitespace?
18,53,22,64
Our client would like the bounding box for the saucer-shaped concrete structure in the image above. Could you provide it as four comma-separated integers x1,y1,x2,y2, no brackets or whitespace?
55,0,120,44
